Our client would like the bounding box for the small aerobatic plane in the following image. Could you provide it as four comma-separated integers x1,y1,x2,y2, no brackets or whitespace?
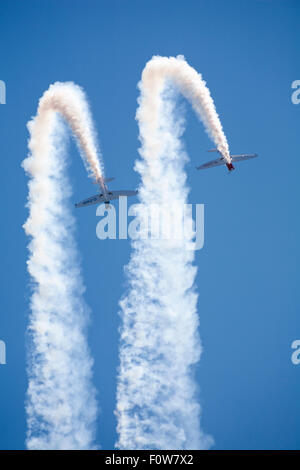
75,177,138,209
196,148,258,172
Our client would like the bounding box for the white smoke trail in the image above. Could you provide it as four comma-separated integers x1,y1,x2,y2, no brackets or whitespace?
22,82,103,449
116,56,230,449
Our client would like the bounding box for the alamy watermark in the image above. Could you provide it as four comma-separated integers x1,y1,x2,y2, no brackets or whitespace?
291,80,300,105
0,80,6,104
0,340,6,365
96,197,205,251
291,340,300,365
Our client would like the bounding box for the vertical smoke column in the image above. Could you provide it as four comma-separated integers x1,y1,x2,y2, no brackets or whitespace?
23,82,103,449
116,56,229,449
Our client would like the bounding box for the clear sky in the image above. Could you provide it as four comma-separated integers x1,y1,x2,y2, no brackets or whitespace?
0,0,299,450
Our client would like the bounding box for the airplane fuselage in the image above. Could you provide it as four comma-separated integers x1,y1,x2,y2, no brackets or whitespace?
97,178,114,206
226,162,235,171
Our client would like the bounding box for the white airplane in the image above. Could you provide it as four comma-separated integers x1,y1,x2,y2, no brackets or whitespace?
196,149,258,172
75,177,138,209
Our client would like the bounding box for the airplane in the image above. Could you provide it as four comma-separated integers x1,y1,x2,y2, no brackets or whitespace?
75,177,138,209
196,148,258,172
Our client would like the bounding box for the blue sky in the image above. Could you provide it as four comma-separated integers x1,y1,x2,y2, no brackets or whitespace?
0,0,299,450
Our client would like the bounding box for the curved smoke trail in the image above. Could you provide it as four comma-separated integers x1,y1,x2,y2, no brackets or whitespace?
116,56,230,449
22,82,103,449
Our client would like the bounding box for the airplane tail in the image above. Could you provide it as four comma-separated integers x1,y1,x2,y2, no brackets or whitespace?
93,177,115,185
207,148,219,153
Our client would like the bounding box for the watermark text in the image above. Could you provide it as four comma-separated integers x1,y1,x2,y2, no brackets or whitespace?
96,197,205,251
0,80,6,104
291,340,300,365
0,340,6,365
291,80,300,104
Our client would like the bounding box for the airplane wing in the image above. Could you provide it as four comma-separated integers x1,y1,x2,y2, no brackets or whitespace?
75,193,104,208
196,157,225,170
75,190,138,208
230,154,258,162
